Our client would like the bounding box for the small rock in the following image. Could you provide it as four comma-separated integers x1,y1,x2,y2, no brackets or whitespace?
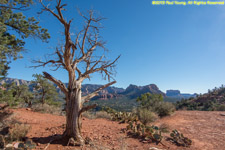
13,142,20,148
26,108,31,111
5,147,15,150
6,144,13,148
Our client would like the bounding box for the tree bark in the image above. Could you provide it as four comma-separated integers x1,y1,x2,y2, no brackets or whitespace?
63,83,84,145
41,91,46,105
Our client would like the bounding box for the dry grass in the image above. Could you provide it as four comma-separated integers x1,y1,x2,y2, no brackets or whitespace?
32,104,62,115
83,111,112,120
8,123,30,142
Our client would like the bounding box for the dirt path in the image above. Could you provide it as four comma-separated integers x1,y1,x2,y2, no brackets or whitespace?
155,111,225,150
12,109,225,150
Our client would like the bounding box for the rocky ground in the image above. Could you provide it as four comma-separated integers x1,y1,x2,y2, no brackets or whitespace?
11,109,225,150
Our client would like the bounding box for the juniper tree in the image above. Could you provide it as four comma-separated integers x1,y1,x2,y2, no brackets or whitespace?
31,74,58,105
0,0,50,78
0,83,33,107
11,84,34,107
33,0,120,145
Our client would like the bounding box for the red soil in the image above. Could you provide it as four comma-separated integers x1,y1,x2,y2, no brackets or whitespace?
12,109,225,150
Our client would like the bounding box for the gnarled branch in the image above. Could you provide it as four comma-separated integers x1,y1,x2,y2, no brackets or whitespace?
79,55,120,82
79,104,97,116
43,72,68,95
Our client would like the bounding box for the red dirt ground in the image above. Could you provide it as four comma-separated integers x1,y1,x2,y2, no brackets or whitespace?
12,109,225,150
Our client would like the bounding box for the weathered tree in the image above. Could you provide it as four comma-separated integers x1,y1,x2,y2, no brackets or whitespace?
33,0,120,145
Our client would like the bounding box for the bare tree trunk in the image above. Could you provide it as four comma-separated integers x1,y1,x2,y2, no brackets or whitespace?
35,2,120,146
41,91,46,105
63,83,84,145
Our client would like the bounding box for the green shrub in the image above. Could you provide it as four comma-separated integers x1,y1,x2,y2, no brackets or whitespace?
154,102,175,117
136,93,175,117
136,108,158,125
8,123,30,142
216,105,225,111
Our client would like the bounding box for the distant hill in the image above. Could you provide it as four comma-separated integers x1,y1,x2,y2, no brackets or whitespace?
120,84,165,99
0,78,165,100
0,77,31,86
1,77,200,111
176,86,225,111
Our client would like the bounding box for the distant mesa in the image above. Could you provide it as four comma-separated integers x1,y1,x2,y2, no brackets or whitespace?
166,90,181,97
166,90,196,99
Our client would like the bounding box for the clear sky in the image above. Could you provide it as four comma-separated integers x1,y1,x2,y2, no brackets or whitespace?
7,0,225,94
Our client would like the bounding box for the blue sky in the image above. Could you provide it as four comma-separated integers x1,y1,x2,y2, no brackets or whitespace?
7,0,225,94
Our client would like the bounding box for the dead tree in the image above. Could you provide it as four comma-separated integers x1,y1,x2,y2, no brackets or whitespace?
33,0,120,145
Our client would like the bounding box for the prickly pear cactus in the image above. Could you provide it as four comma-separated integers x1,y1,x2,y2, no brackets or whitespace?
24,139,36,149
102,107,165,144
170,129,192,147
126,120,163,143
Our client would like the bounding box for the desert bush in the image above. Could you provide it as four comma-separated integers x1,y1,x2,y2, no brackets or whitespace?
159,123,170,133
82,111,112,120
95,111,112,120
136,108,158,125
82,111,96,119
32,103,62,115
137,93,175,117
0,105,12,123
216,105,225,111
8,123,30,142
154,102,175,117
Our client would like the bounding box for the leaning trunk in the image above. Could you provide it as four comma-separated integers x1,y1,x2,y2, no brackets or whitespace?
63,84,84,145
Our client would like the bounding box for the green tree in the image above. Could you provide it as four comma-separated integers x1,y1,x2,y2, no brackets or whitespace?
137,93,175,117
0,83,15,106
31,74,58,105
0,0,50,78
137,93,163,110
0,83,33,107
21,88,33,108
11,84,33,107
